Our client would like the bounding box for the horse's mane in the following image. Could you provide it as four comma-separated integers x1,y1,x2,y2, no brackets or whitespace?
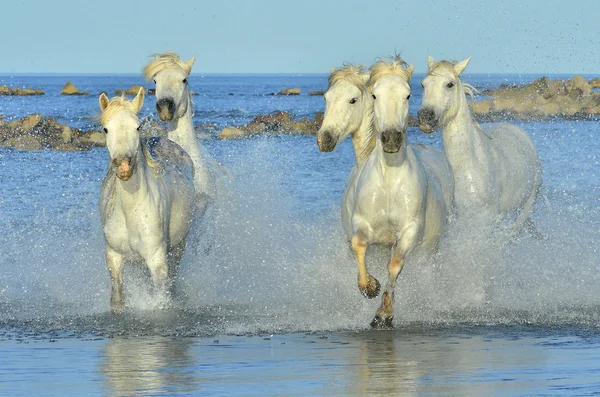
143,52,190,81
369,55,412,85
100,96,139,125
328,64,369,92
428,60,478,98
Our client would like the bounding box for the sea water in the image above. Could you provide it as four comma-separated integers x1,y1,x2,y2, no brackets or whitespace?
0,73,599,396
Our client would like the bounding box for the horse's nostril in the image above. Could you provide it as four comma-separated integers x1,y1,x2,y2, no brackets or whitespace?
381,134,389,144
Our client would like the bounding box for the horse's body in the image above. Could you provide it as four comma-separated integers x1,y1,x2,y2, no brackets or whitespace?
348,58,453,327
98,89,195,313
418,57,542,233
143,52,224,213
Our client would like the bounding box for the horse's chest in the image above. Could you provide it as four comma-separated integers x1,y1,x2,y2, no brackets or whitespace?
103,202,165,256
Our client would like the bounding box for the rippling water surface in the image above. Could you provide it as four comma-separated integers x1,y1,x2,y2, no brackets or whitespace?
0,73,599,396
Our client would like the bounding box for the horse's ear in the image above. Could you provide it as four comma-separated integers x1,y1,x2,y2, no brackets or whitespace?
427,56,435,69
99,93,110,112
183,56,196,75
132,87,145,114
454,57,471,76
407,64,414,78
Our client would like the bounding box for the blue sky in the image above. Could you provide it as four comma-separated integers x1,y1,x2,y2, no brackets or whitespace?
1,0,598,74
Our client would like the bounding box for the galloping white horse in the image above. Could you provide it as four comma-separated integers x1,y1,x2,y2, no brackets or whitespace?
143,52,220,214
418,57,542,235
98,88,195,313
316,65,376,238
349,58,454,328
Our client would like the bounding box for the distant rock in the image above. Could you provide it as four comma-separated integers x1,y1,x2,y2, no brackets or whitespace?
471,75,600,120
308,90,326,96
219,111,323,139
589,78,600,89
219,126,247,139
0,85,45,96
115,85,146,96
277,88,300,96
0,114,104,150
61,81,88,95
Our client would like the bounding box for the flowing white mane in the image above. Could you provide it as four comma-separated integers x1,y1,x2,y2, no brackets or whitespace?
369,56,412,85
427,60,478,98
143,52,192,81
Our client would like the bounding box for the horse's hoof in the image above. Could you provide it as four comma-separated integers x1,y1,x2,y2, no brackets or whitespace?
359,275,381,299
370,315,394,329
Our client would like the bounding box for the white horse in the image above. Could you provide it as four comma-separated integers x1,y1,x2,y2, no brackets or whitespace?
98,88,195,313
316,65,377,239
348,58,454,328
143,52,221,214
418,57,542,235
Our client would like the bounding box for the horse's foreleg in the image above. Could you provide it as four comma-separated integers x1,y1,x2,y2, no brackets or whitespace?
106,247,125,314
352,231,380,299
167,239,187,298
371,224,418,329
147,246,169,296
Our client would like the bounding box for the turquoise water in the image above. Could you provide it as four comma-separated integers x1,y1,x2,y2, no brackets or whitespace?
0,74,599,395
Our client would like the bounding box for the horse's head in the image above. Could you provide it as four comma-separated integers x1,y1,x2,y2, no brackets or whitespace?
369,58,414,153
143,52,195,122
317,65,371,152
418,56,471,134
99,88,145,181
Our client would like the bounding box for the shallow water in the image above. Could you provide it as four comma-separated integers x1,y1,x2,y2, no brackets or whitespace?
0,74,599,395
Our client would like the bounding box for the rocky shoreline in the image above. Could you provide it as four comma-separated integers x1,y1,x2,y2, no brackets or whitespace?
470,75,600,121
1,76,600,149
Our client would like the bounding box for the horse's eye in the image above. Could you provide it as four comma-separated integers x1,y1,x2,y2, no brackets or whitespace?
447,82,455,88
349,98,357,104
183,78,188,84
421,82,424,88
372,94,377,100
406,94,411,100
137,125,142,131
153,79,156,84
103,127,108,133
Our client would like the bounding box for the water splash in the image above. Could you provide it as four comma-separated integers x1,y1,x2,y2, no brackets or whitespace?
0,134,599,337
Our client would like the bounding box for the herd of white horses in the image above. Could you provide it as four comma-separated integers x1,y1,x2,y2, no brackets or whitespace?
98,52,542,328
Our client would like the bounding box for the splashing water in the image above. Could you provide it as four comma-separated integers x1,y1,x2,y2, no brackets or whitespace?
0,119,599,337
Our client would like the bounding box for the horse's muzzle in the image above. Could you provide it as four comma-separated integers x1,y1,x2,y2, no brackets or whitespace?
317,131,336,152
417,107,437,134
113,156,135,181
381,130,403,153
156,98,176,122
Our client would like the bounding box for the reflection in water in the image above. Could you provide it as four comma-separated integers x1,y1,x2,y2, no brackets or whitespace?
348,331,549,397
101,336,196,396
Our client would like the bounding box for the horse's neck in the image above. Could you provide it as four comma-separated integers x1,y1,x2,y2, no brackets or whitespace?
166,98,210,191
375,139,409,172
442,96,488,163
167,101,202,161
352,103,375,166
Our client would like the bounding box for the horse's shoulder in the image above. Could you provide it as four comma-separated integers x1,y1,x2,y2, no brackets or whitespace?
142,137,194,175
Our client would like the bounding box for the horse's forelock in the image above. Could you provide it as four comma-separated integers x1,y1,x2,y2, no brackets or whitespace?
142,52,189,81
328,65,368,93
369,56,412,86
101,96,138,125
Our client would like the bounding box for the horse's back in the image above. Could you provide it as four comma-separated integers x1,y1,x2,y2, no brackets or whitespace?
484,123,542,210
